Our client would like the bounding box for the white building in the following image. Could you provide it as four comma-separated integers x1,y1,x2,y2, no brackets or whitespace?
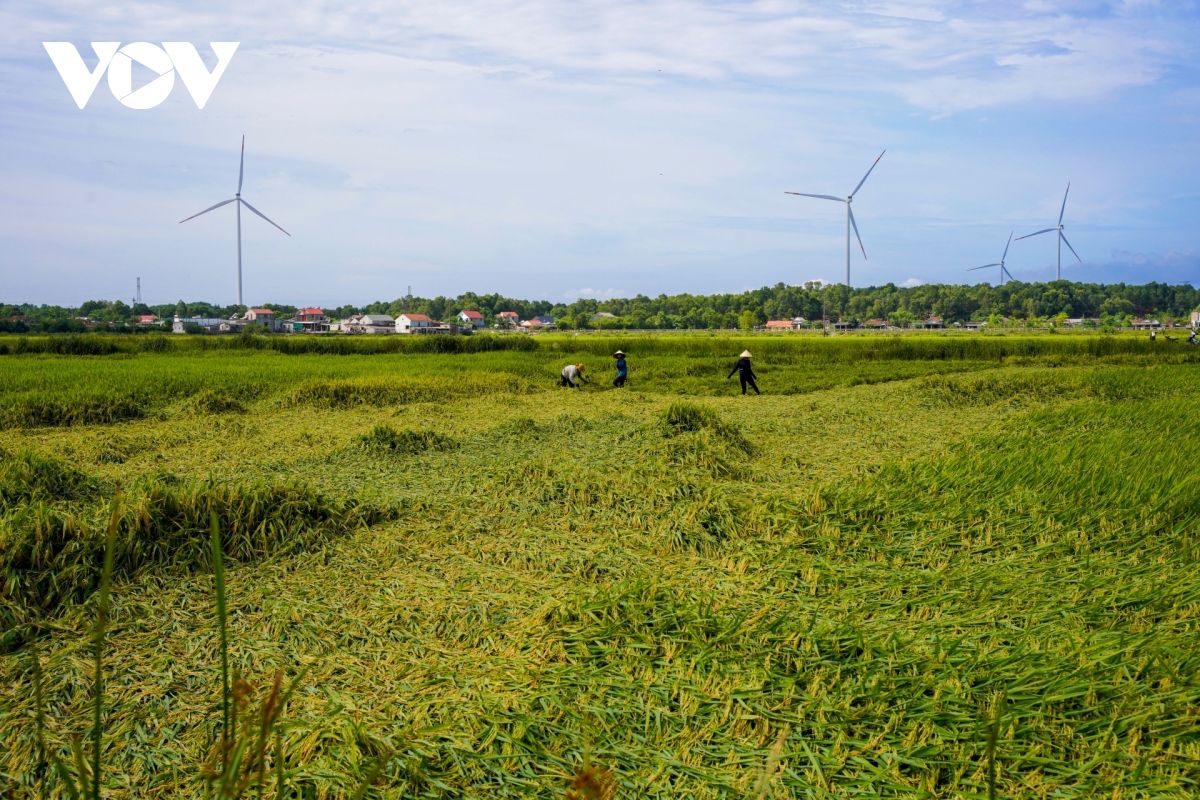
458,310,485,328
396,313,436,334
358,314,396,333
173,316,225,334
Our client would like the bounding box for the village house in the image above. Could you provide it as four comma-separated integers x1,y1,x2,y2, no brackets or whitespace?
520,315,556,330
1131,319,1161,330
357,314,396,334
833,320,856,331
172,316,225,334
136,314,159,325
963,320,986,331
288,308,330,333
865,318,887,329
244,308,281,331
458,310,486,328
923,316,944,329
329,313,362,332
764,320,795,331
495,311,520,328
396,313,453,334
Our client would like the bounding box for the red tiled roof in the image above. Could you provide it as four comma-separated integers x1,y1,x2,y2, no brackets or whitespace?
497,311,519,317
300,307,323,315
403,314,432,321
248,308,273,314
460,310,484,318
765,320,792,327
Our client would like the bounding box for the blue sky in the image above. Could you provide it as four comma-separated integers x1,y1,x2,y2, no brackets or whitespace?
1,1,1198,307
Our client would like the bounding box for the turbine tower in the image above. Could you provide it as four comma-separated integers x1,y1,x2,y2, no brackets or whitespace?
1016,183,1080,281
180,136,290,306
786,150,885,287
968,232,1015,285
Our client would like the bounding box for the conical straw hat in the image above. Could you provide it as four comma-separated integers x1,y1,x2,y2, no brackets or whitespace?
740,350,752,358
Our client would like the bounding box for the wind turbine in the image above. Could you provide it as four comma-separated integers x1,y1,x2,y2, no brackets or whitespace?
1015,183,1080,281
786,150,885,287
968,232,1015,285
180,136,290,306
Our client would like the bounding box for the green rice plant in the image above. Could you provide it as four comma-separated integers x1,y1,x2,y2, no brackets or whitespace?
204,513,379,800
88,506,117,800
1,466,400,649
31,505,118,800
0,393,146,430
663,401,753,455
3,339,1200,797
9,335,123,357
356,423,457,454
985,701,1003,800
184,389,247,415
0,449,98,505
285,374,532,409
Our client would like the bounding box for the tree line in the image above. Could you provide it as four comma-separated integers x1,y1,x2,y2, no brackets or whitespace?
2,280,1197,334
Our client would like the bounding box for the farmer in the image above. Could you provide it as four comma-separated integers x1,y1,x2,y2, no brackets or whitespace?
1150,329,1157,341
727,350,760,395
613,350,628,388
560,363,589,388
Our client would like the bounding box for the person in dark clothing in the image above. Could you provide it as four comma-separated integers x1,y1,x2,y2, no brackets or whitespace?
613,350,628,387
727,350,760,395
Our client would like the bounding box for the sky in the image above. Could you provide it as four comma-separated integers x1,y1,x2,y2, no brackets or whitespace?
1,1,1198,308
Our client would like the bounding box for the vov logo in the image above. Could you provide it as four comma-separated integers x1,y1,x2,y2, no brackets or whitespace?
43,42,239,109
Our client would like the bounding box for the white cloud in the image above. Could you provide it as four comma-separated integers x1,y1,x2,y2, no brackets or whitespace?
4,1,1190,114
1,1,1198,304
564,287,624,299
901,277,924,287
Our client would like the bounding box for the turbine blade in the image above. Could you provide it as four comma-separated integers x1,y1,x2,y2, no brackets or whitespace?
238,198,290,235
1058,182,1070,226
1015,228,1056,241
238,135,245,194
1001,231,1012,262
850,150,886,198
179,197,236,223
785,192,844,202
970,264,1001,270
1060,232,1081,262
1002,265,1015,282
848,206,866,259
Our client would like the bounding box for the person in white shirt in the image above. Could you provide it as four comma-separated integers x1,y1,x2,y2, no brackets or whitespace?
560,363,589,388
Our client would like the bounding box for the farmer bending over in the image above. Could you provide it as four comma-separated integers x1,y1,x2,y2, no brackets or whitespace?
560,363,589,388
727,350,760,395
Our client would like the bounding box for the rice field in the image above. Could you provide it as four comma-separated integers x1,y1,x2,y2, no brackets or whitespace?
1,332,1198,798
